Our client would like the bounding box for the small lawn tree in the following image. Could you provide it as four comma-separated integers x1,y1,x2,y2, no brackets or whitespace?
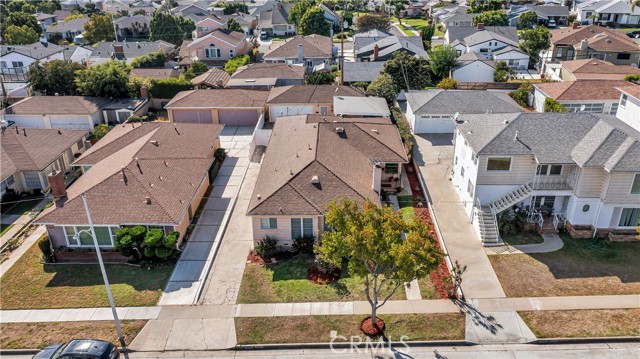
367,73,397,104
316,198,442,332
428,45,458,80
355,13,391,32
494,61,516,82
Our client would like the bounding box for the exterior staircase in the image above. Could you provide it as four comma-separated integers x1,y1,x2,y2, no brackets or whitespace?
476,206,501,245
489,181,533,213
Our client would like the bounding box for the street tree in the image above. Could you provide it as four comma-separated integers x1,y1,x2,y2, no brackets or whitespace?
28,60,84,95
299,7,331,36
355,13,391,32
472,10,508,26
289,0,312,29
367,73,397,103
83,14,115,43
383,51,431,90
150,12,188,45
316,198,442,330
387,0,409,25
517,11,538,28
4,25,39,45
75,60,132,98
428,45,458,80
520,26,551,68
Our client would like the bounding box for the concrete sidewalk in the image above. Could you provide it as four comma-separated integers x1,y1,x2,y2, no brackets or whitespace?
414,134,506,299
486,233,565,255
0,226,46,277
0,306,160,323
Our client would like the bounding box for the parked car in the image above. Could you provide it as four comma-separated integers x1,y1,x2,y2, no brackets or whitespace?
626,30,640,38
33,339,118,359
260,31,268,40
547,19,557,28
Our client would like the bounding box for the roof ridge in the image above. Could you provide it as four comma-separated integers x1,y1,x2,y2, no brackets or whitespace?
476,113,522,153
287,181,323,214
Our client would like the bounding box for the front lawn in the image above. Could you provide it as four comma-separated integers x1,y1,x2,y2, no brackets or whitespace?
0,320,147,349
237,254,406,304
1,223,14,236
501,232,544,246
0,243,173,309
520,309,640,338
236,313,465,344
489,234,640,297
4,199,41,215
397,195,416,223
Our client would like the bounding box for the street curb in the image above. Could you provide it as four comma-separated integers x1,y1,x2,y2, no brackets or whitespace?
234,340,473,351
0,347,136,355
532,336,640,344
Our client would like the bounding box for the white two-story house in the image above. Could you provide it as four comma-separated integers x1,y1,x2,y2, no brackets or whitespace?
452,112,640,245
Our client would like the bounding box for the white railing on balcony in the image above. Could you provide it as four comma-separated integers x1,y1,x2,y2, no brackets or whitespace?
1,67,28,82
531,176,573,190
553,213,567,230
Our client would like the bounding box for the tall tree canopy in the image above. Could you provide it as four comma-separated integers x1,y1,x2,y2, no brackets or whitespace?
467,0,502,13
366,73,397,103
472,10,508,26
4,25,39,45
222,2,248,15
5,12,43,35
37,1,60,14
356,13,391,32
28,60,84,95
517,11,538,28
428,45,458,80
316,198,442,328
83,14,115,43
520,26,551,67
150,11,193,44
75,60,132,98
129,51,166,68
299,7,331,36
289,0,312,30
387,0,409,25
227,18,243,32
383,50,432,90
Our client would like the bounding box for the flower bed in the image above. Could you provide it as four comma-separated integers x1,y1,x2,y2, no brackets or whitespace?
307,266,341,285
404,164,455,299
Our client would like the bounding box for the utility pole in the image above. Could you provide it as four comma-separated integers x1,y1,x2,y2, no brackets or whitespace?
81,194,128,358
340,13,345,85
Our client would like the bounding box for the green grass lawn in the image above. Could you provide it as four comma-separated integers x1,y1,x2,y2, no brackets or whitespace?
0,224,14,236
0,242,174,309
501,232,544,246
236,313,465,344
617,28,640,33
237,254,406,304
396,195,416,223
4,199,41,215
520,309,640,338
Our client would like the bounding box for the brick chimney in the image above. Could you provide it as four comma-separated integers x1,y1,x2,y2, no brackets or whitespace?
113,44,124,58
477,22,484,30
140,86,148,98
297,43,304,63
372,163,382,193
48,170,66,203
373,44,379,60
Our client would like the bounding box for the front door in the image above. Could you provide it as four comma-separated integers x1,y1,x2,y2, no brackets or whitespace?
533,196,555,214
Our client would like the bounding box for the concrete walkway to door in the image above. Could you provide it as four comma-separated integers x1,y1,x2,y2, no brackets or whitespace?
158,126,253,306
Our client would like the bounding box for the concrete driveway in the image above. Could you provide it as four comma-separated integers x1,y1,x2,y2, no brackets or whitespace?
158,126,254,306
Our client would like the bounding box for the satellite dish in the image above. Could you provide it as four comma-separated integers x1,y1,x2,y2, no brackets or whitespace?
0,119,8,129
580,105,586,112
453,112,459,121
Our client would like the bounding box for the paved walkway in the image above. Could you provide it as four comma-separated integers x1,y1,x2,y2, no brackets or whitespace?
414,134,506,299
0,226,46,277
158,126,253,306
485,233,565,255
0,198,49,248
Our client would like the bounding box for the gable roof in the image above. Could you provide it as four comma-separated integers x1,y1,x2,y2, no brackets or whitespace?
114,14,152,28
534,80,633,100
37,122,223,226
190,68,231,88
549,25,639,52
165,89,269,108
231,62,306,79
247,116,408,216
263,34,333,59
356,35,427,60
187,28,246,48
333,96,390,117
258,2,293,27
342,61,386,82
4,96,110,115
131,67,180,80
1,127,88,176
1,42,65,60
463,29,519,47
44,17,90,33
561,58,640,80
89,40,175,61
266,85,365,104
405,90,523,115
532,4,569,17
447,26,519,45
616,85,640,99
455,51,496,68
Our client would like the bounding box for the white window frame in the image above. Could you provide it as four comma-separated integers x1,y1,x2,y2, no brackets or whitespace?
22,171,43,189
291,218,313,239
63,225,118,247
618,208,640,227
620,94,627,108
205,46,221,59
486,157,512,171
260,217,277,229
537,164,563,176
306,60,313,67
631,173,640,194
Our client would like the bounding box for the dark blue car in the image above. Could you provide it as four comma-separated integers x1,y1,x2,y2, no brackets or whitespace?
33,339,118,359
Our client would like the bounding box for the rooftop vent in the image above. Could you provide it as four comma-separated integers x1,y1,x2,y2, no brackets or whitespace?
257,194,262,200
150,140,159,146
335,126,344,133
144,196,151,204
514,130,519,141
371,129,379,134
311,176,320,184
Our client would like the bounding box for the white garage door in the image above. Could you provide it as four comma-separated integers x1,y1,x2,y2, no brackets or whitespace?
219,109,259,126
6,115,45,128
172,110,213,123
414,115,455,134
50,116,90,130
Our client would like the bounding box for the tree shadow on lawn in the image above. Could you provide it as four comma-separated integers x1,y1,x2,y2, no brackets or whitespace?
42,262,172,290
526,236,640,283
269,254,353,297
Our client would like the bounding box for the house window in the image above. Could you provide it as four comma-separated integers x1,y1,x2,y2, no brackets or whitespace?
260,218,277,229
454,156,458,165
563,103,604,113
64,226,115,247
205,45,221,58
1,175,15,192
631,174,640,194
507,59,517,67
306,60,313,67
197,27,203,32
610,102,618,115
76,139,84,150
203,26,210,32
486,157,511,171
537,164,562,175
620,94,628,108
467,179,474,197
291,218,313,239
11,61,23,68
229,49,234,58
23,171,42,188
384,163,399,174
0,61,6,68
456,50,461,56
460,166,465,178
617,53,631,60
473,154,478,165
618,208,640,227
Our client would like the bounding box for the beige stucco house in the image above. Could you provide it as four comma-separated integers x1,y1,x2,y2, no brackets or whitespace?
179,29,251,67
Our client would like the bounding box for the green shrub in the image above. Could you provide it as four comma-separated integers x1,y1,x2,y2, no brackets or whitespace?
144,229,164,247
436,78,458,89
143,246,156,257
93,124,109,140
37,236,53,263
224,54,249,75
624,74,639,82
164,232,179,248
215,148,226,162
130,50,166,68
114,233,133,251
1,189,20,203
307,71,335,85
155,246,174,258
147,77,193,98
509,83,533,107
254,235,278,258
292,235,316,254
544,97,568,113
129,225,147,244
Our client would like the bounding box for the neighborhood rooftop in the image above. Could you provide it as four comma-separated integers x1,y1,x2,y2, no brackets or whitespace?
263,34,333,59
534,80,634,100
165,89,269,108
3,96,111,115
267,85,364,104
404,90,523,115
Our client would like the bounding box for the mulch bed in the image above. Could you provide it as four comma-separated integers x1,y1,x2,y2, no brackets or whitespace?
360,316,386,336
307,266,341,285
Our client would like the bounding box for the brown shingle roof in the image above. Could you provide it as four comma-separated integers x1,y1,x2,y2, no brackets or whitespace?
231,63,306,79
37,123,222,226
561,59,640,80
617,85,640,99
263,34,333,59
247,115,407,216
534,80,633,100
131,68,180,80
165,89,269,108
266,85,364,104
190,68,231,88
550,25,639,52
1,128,88,176
4,96,110,115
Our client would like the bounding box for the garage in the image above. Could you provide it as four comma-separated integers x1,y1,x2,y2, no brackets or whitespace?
172,110,213,123
50,116,91,130
5,115,45,128
219,109,259,126
414,115,455,134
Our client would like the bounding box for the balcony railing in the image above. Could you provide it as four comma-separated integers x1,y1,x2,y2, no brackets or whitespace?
1,67,28,82
531,177,573,190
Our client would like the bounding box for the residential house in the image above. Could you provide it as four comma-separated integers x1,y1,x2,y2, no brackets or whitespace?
615,85,640,130
533,80,635,114
266,85,364,122
63,44,93,64
575,0,640,26
53,10,72,22
88,40,175,65
226,12,259,37
192,15,228,38
36,13,58,29
508,5,569,27
246,115,408,245
333,96,390,117
403,90,523,133
263,35,335,74
1,127,89,196
545,58,640,81
100,98,150,125
367,0,386,12
190,68,231,89
258,2,295,37
178,29,250,68
353,29,427,62
542,24,640,66
131,67,180,80
319,3,341,27
171,2,210,18
44,17,90,42
448,24,529,68
165,89,268,126
0,41,65,97
435,7,475,28
452,112,640,245
227,63,305,89
36,122,223,249
452,52,496,82
342,61,386,84
114,14,152,40
60,0,92,11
